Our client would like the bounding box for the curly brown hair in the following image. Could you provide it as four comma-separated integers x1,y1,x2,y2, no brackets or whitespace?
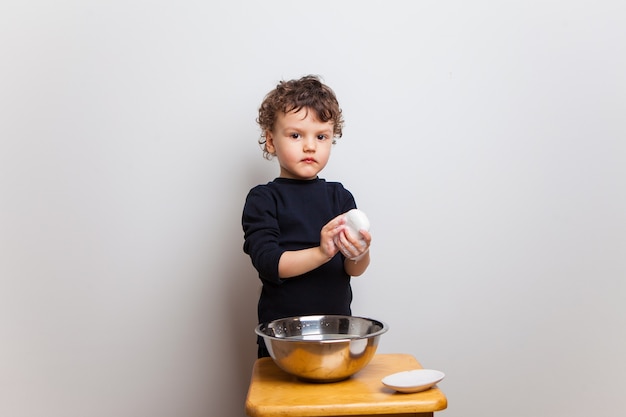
257,75,344,160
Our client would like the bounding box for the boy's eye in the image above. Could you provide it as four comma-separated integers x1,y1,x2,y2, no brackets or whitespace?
290,133,300,139
317,135,328,141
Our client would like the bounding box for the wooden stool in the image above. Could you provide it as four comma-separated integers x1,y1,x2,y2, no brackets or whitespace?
245,353,447,417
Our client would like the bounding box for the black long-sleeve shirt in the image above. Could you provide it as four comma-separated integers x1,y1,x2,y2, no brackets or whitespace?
242,177,357,326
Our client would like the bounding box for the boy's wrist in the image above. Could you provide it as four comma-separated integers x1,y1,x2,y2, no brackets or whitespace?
349,248,369,263
318,246,333,262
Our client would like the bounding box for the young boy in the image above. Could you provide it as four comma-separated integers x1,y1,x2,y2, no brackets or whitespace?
242,75,372,358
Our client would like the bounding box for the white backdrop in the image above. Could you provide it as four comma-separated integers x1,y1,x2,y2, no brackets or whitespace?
1,1,625,417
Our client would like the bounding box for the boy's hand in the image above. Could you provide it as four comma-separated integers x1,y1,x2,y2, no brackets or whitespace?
336,227,371,261
319,214,347,259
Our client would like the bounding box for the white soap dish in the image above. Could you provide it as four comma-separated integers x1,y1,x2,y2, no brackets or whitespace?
382,369,445,393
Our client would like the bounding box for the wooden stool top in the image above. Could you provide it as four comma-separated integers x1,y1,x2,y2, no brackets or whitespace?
245,353,447,417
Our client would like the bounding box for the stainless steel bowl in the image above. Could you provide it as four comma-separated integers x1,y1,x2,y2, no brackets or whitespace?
255,315,388,382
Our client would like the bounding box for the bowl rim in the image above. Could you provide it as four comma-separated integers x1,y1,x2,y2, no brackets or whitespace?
254,314,389,343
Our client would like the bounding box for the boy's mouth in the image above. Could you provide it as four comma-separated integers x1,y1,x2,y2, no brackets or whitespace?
302,158,316,163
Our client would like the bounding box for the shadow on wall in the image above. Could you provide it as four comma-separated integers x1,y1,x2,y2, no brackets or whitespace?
227,254,260,372
220,161,274,414
207,216,259,416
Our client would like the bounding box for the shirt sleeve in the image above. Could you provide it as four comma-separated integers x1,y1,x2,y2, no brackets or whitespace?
242,187,285,284
337,183,358,213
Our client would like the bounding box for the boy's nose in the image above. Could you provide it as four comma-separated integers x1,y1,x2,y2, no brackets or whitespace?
303,137,316,151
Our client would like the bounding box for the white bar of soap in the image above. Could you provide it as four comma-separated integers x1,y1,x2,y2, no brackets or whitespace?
344,209,370,239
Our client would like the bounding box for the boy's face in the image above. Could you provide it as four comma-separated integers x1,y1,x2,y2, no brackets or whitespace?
266,108,334,180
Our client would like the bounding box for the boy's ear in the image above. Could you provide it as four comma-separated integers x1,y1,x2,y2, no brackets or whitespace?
265,131,276,154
